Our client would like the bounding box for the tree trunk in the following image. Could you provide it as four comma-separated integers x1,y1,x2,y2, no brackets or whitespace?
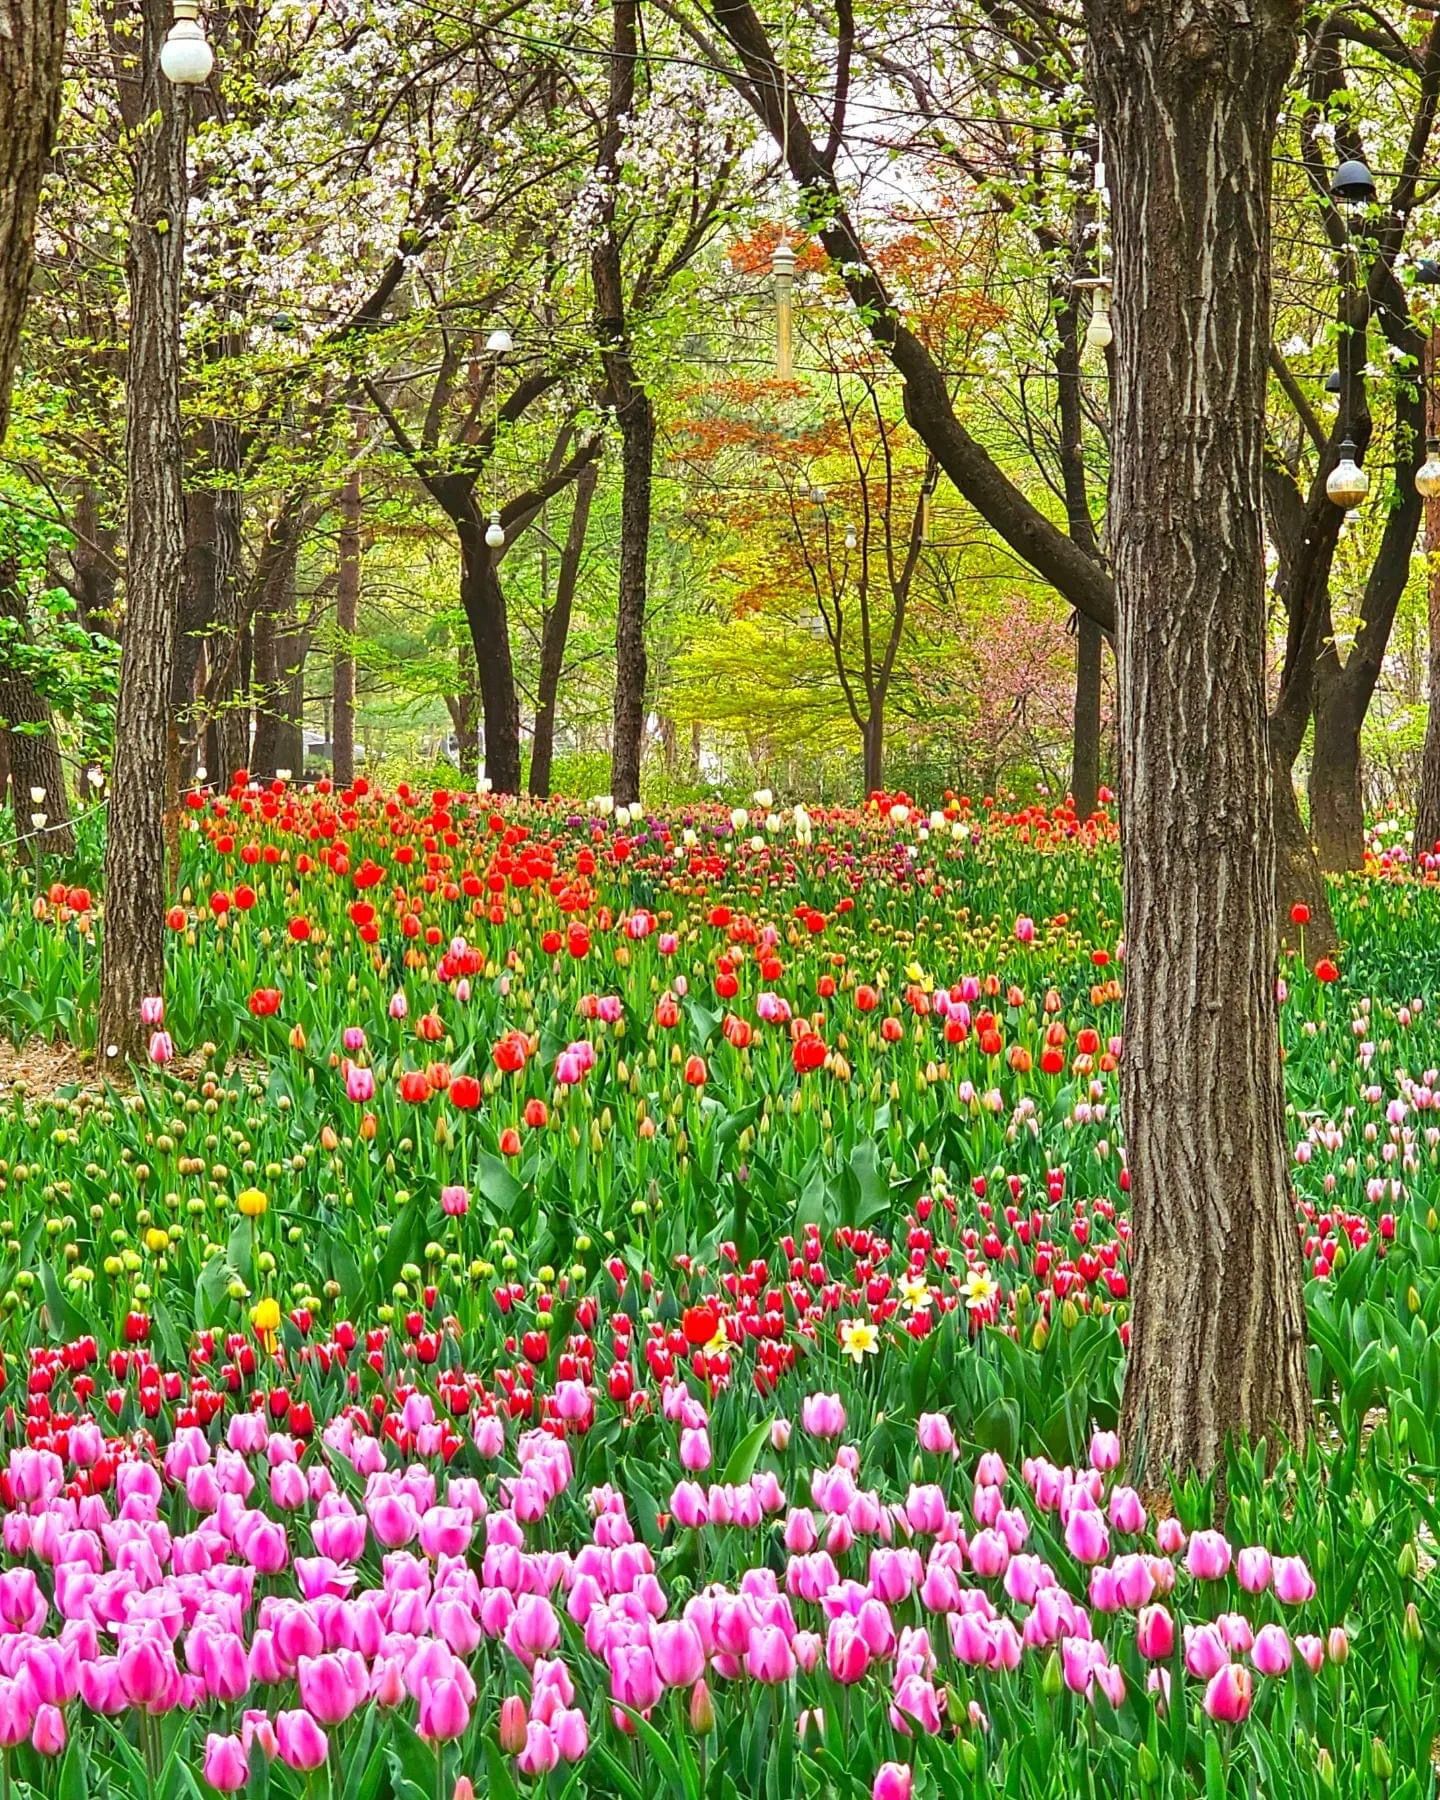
333,456,361,790
98,0,190,1066
1089,0,1310,1480
0,559,75,859
1310,648,1366,872
1271,750,1339,958
531,460,597,798
250,545,303,781
1053,258,1105,823
607,393,652,805
1415,483,1440,860
205,418,246,788
1071,613,1103,818
592,0,652,807
459,525,521,794
0,0,67,447
862,708,884,795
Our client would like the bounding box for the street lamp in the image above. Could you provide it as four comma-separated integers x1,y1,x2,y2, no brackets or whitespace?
160,0,213,84
1326,435,1369,508
1417,438,1440,499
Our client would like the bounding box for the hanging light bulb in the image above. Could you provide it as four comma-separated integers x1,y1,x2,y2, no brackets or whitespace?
1418,436,1440,499
1084,286,1113,356
844,527,857,551
160,0,214,84
485,510,505,549
486,328,513,356
1326,435,1369,508
772,238,796,380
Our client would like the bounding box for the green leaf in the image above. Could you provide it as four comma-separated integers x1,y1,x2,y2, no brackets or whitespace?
721,1415,772,1486
475,1150,524,1213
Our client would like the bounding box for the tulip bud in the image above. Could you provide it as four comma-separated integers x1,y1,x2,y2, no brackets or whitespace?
1041,1651,1062,1698
498,1697,527,1755
1398,1542,1419,1580
957,1737,979,1774
1408,1285,1421,1314
453,1783,476,1800
1136,1743,1159,1784
1316,1748,1335,1789
689,1679,716,1735
1326,1627,1348,1665
1404,1601,1423,1644
1371,1738,1392,1781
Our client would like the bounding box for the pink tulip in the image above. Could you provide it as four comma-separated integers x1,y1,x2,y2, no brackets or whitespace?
801,1394,846,1438
517,1721,559,1776
825,1617,871,1684
440,1185,470,1216
917,1413,955,1455
1063,1508,1109,1565
0,1678,34,1748
873,1763,913,1800
345,1064,375,1103
418,1676,471,1742
276,1709,329,1772
1203,1663,1253,1723
1183,1623,1229,1681
1155,1517,1186,1555
1107,1486,1146,1534
553,1707,589,1761
1088,1430,1120,1471
504,1595,561,1667
1184,1530,1232,1580
31,1704,66,1756
680,1428,711,1472
1251,1624,1292,1676
744,1625,796,1683
298,1652,367,1725
653,1620,706,1688
203,1732,250,1792
975,1451,1006,1487
140,995,165,1026
1236,1546,1272,1593
1273,1556,1316,1604
1136,1604,1174,1660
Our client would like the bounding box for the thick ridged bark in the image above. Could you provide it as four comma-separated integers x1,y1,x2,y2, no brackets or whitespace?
1088,0,1310,1480
0,0,66,446
98,0,190,1066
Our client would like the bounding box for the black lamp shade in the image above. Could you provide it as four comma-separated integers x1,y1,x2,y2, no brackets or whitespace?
1332,158,1376,201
